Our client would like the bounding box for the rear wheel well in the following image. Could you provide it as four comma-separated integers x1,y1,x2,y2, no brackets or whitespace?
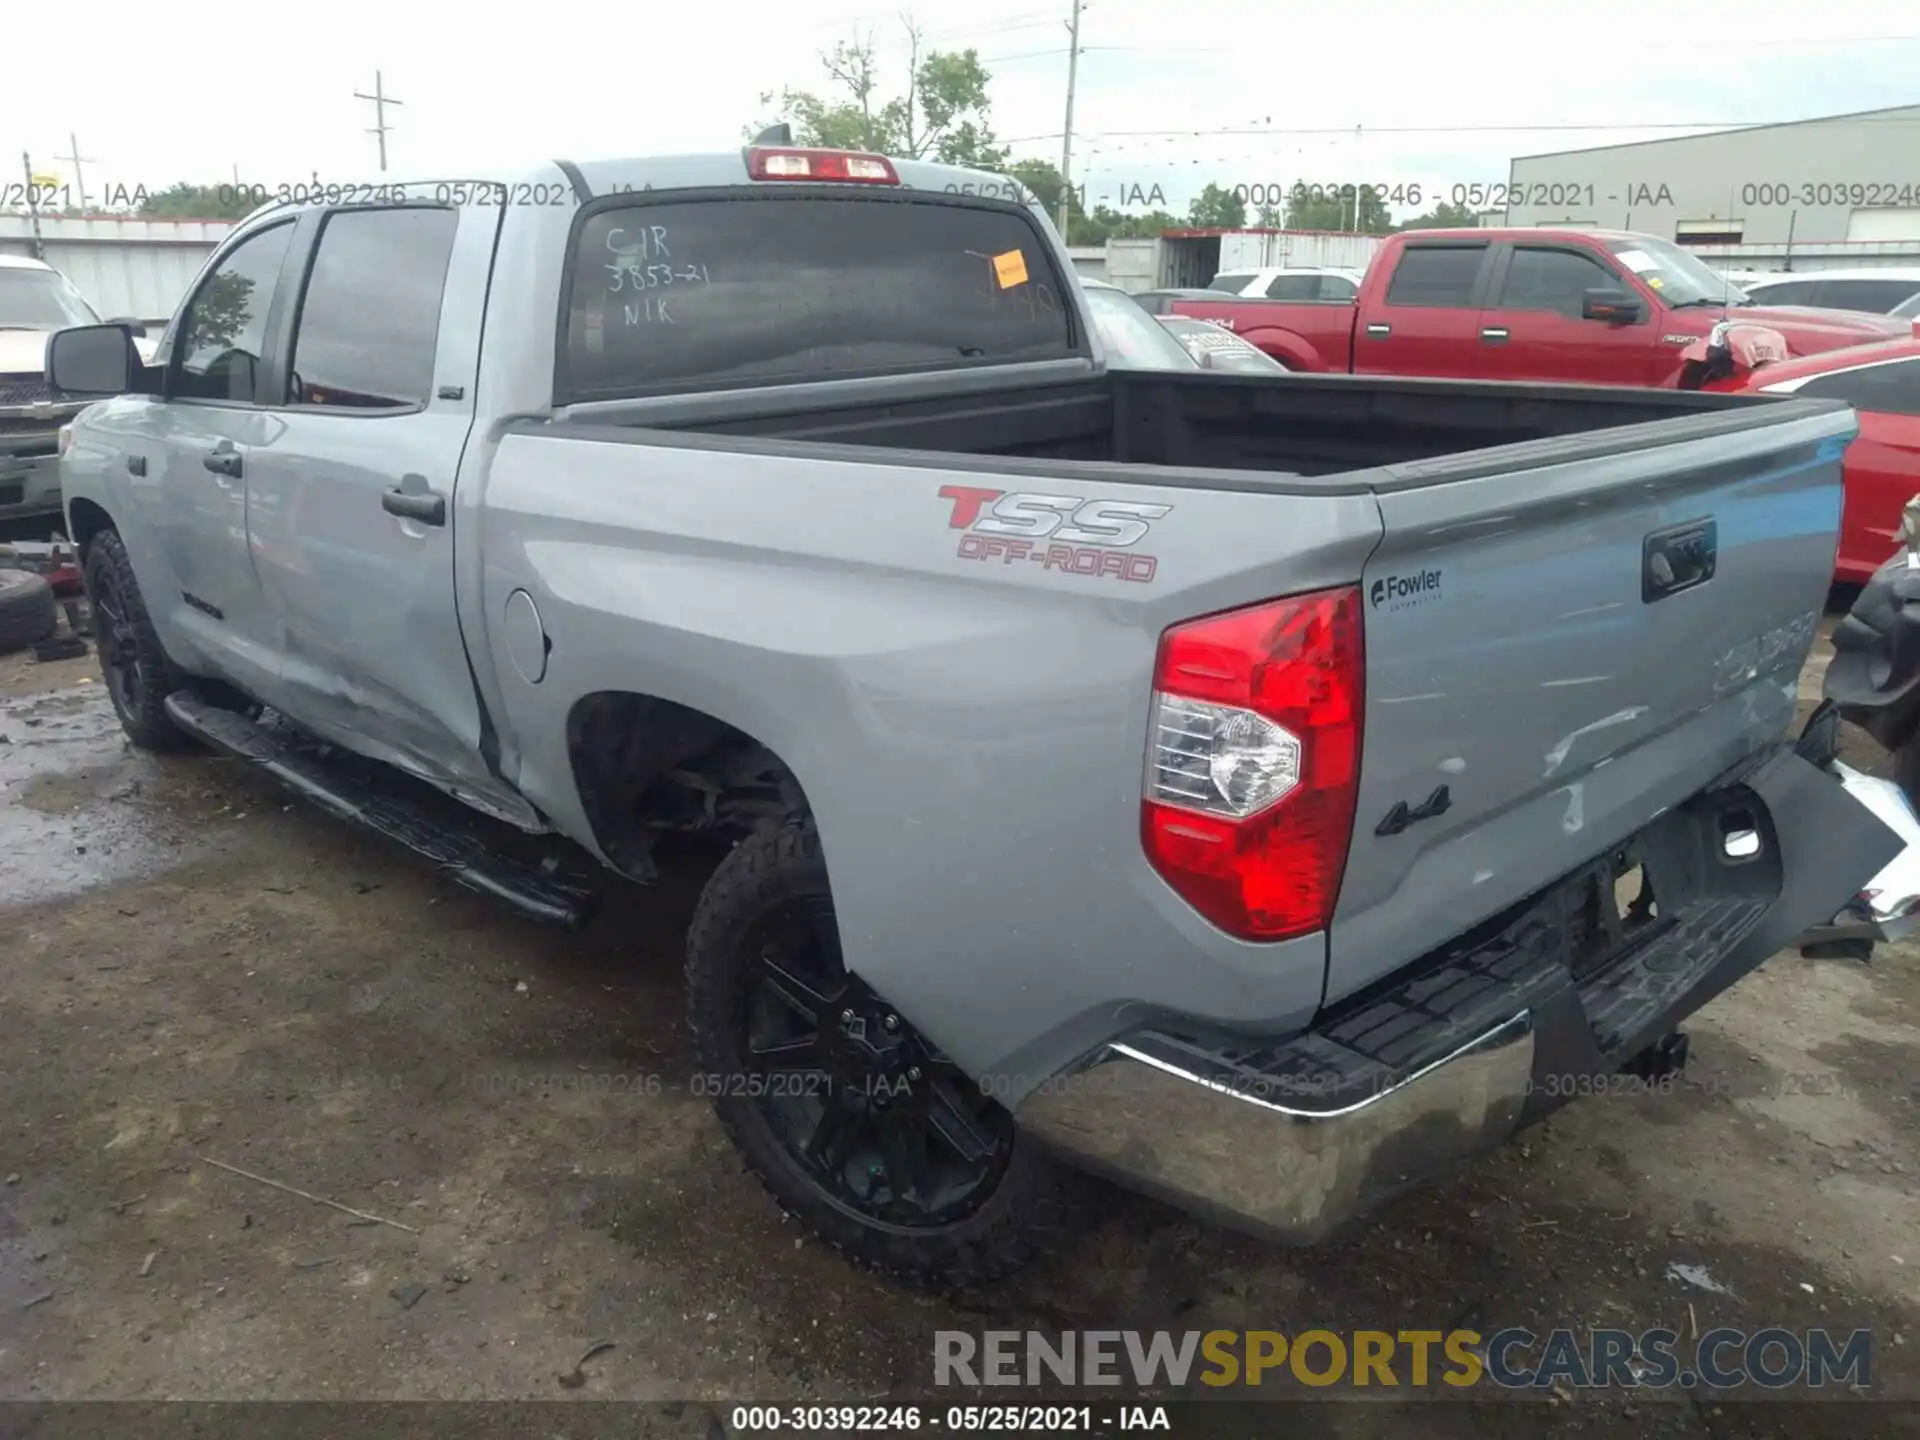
565,691,811,882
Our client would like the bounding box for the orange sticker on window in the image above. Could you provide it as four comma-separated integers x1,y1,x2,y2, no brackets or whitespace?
992,249,1029,289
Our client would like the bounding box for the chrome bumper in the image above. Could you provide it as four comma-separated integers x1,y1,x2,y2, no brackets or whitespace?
1798,761,1920,945
1017,1013,1535,1244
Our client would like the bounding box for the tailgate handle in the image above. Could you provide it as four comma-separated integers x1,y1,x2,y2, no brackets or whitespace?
1480,326,1510,343
1643,518,1717,603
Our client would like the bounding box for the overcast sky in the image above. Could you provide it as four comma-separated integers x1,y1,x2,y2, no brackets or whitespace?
6,0,1920,222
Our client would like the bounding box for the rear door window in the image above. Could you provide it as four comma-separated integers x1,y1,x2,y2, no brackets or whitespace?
1748,279,1819,306
1811,279,1920,314
1263,274,1322,300
1383,245,1487,307
559,194,1076,400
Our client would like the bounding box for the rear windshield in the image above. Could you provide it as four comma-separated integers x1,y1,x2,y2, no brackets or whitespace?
559,192,1078,400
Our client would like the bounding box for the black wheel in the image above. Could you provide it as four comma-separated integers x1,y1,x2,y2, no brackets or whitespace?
84,530,189,751
686,828,1081,1287
0,567,59,653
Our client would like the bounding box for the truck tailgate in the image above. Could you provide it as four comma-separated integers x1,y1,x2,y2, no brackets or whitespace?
1328,406,1856,1003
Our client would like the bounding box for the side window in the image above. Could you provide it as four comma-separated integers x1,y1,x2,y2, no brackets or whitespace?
1814,279,1920,314
1796,359,1920,417
1208,273,1254,294
1384,246,1486,308
171,222,294,403
1499,247,1627,318
1749,280,1817,306
1319,276,1358,302
286,207,459,408
1264,274,1321,300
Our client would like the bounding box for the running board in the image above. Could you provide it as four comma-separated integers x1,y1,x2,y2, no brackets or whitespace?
164,692,599,929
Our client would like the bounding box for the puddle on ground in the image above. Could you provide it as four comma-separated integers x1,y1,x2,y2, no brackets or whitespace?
0,684,226,907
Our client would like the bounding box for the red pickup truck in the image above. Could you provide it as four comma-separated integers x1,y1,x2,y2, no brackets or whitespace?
1171,227,1910,387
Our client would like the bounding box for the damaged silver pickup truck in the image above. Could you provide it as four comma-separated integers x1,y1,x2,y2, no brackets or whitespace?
46,144,1906,1285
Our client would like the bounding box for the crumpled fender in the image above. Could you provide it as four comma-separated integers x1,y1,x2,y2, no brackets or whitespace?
1678,320,1790,378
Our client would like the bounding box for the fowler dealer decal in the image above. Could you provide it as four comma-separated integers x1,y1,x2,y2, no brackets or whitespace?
938,485,1171,583
1370,568,1443,611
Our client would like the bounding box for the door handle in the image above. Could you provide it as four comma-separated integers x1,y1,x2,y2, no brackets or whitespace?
1481,327,1510,344
383,483,447,526
203,450,242,478
127,455,147,477
1365,323,1391,337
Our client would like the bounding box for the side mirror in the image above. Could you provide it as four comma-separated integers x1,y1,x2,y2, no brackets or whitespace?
46,323,141,397
106,316,148,339
1583,288,1645,324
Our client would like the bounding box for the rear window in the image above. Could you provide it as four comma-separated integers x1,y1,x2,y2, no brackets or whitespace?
1384,245,1486,307
1208,273,1255,294
559,193,1077,399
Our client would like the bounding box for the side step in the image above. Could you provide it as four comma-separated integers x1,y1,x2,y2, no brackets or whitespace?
165,692,599,929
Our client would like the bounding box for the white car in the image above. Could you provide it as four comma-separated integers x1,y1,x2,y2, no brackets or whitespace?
1738,267,1920,316
1204,266,1366,302
1,254,156,522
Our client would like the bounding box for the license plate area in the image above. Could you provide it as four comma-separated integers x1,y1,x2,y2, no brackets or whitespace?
1565,844,1673,984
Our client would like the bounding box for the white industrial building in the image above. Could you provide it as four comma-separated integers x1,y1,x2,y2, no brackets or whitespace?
1505,102,1920,271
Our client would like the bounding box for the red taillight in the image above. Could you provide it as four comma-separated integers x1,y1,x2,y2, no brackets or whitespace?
1141,587,1364,942
746,147,900,184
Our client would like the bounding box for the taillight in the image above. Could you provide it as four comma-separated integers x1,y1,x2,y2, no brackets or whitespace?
1141,586,1364,942
746,147,900,184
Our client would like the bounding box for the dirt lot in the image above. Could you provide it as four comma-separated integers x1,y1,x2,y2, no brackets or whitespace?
1,618,1916,1439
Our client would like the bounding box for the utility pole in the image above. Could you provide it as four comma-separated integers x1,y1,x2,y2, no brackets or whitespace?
1057,0,1084,240
56,133,96,211
20,152,46,259
353,70,404,172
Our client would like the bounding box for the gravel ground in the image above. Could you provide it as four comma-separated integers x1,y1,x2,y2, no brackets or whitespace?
0,615,1915,1440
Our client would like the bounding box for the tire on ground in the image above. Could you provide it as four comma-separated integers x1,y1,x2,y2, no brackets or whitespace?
83,530,190,751
0,567,59,653
685,826,1083,1287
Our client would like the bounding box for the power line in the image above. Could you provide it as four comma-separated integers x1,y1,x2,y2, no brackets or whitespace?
999,113,1920,144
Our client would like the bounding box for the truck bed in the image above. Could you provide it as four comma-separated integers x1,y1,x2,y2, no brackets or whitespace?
560,366,1799,484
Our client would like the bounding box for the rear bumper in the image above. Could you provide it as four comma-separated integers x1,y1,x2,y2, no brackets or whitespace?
1017,746,1901,1243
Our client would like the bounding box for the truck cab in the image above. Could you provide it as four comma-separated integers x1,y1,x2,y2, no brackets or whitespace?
1172,228,1909,385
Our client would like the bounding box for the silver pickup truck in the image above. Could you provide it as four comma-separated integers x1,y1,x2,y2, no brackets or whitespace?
46,145,1903,1286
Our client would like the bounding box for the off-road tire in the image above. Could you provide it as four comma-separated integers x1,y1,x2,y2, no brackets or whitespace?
84,529,190,751
0,568,59,653
686,827,1083,1288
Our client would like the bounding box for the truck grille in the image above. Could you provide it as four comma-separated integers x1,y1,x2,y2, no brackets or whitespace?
0,375,53,407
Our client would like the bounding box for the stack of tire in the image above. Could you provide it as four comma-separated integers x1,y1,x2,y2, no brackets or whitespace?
0,568,60,655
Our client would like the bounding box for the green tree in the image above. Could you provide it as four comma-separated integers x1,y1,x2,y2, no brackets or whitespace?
136,183,260,221
1396,199,1481,232
1187,183,1247,230
179,272,257,356
755,18,1009,169
1283,185,1392,234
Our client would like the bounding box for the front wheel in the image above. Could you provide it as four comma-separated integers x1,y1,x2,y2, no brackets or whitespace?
84,530,189,751
685,827,1082,1287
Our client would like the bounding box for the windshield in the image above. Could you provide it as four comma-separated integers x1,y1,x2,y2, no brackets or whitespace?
1602,237,1749,308
0,267,102,330
1082,286,1199,370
